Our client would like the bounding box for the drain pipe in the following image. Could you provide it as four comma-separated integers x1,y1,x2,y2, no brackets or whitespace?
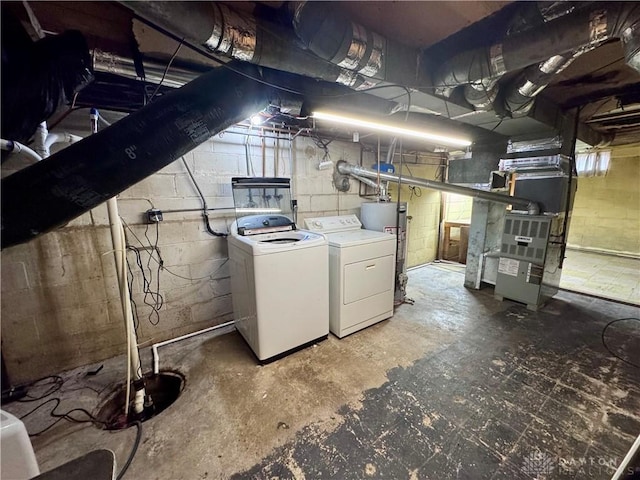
152,321,235,375
33,122,84,159
337,160,541,214
89,108,145,416
0,139,42,164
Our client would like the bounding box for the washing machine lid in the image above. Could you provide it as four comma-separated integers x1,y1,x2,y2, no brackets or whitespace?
231,177,294,229
326,229,395,247
231,229,327,254
235,214,295,236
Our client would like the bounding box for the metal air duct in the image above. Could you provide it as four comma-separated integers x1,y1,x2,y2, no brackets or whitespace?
336,160,541,214
122,1,373,89
434,2,640,106
1,63,270,249
290,1,420,88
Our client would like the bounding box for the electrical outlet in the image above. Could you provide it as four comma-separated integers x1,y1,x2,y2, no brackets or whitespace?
146,208,163,223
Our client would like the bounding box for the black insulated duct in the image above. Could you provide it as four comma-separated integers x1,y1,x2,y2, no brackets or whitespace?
122,1,371,88
433,2,640,106
291,1,384,88
1,10,93,143
502,53,574,115
1,63,270,249
290,1,420,89
462,1,579,113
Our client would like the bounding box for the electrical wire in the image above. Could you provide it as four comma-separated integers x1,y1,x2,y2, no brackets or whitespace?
409,185,422,200
19,397,108,436
126,245,164,326
116,421,142,480
161,259,229,282
121,218,230,282
148,39,184,101
601,318,640,368
181,156,228,237
15,374,143,478
490,117,505,132
15,375,64,402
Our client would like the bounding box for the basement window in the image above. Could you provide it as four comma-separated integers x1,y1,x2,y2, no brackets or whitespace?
575,150,610,177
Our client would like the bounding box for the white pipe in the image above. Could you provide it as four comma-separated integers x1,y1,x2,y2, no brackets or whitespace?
44,132,83,150
612,434,640,480
33,122,49,158
107,197,145,414
91,103,144,416
0,139,42,163
152,321,235,375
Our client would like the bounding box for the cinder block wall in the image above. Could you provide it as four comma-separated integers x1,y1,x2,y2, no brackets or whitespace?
444,193,473,223
1,122,371,383
390,162,441,268
567,144,640,256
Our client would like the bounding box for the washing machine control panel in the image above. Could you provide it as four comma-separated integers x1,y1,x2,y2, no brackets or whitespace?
304,215,362,233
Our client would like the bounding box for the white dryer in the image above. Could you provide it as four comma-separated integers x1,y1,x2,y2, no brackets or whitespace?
304,214,396,338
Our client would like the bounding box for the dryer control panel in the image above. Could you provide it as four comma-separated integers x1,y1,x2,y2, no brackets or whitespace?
304,215,362,233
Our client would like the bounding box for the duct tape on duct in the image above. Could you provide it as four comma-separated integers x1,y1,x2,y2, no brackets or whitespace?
336,69,359,87
622,22,640,72
489,44,507,77
338,22,367,70
359,31,384,77
589,10,608,43
205,4,256,62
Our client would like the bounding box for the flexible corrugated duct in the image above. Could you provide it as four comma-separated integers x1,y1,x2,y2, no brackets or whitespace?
1,63,270,249
502,53,575,114
434,2,640,108
463,1,578,112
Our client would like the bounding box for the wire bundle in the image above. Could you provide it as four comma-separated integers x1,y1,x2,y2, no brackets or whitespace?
14,373,142,479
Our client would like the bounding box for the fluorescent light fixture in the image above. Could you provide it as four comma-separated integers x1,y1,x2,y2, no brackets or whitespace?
313,111,472,148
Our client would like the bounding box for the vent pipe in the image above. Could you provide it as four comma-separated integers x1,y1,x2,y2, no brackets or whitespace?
336,160,540,215
1,63,270,249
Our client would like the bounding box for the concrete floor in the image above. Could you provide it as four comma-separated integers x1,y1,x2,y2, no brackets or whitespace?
560,249,640,306
5,265,640,479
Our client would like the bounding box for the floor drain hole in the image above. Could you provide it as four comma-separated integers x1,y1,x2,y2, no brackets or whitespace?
95,371,184,430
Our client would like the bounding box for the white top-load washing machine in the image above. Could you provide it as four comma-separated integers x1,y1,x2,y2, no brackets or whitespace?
304,214,396,338
228,178,329,362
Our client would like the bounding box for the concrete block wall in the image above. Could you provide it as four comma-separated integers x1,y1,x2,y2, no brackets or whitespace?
1,123,370,383
567,144,640,256
390,163,442,268
444,193,473,223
